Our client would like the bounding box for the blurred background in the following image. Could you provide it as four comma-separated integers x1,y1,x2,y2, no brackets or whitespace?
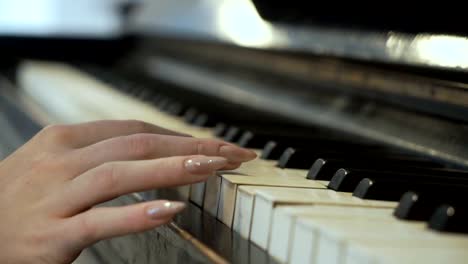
0,0,128,37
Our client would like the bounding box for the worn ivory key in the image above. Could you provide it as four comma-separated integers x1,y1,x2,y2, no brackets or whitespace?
268,205,395,263
202,156,325,219
249,187,396,250
346,243,468,264
217,173,326,227
202,155,275,214
290,215,468,264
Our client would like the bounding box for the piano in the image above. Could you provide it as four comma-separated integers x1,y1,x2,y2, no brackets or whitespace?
1,1,468,263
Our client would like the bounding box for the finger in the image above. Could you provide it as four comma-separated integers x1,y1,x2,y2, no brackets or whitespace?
71,134,256,173
43,120,191,148
61,155,227,215
68,200,185,247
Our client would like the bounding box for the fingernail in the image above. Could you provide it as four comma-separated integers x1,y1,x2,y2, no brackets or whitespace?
147,201,186,219
219,145,257,162
184,156,228,174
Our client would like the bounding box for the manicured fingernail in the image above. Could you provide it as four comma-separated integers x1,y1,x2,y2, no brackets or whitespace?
184,156,228,174
147,201,186,219
219,145,257,162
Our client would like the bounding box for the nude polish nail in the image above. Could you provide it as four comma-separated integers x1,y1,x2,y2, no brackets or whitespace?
147,201,186,219
219,145,257,162
184,156,228,174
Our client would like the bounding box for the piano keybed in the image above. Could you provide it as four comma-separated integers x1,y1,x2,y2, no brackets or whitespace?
15,61,468,264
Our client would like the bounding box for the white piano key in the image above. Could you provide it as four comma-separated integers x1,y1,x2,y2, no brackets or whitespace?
217,175,326,227
249,187,396,250
290,217,419,264
232,185,257,238
292,214,468,264
289,218,318,264
18,61,214,138
268,205,395,263
341,230,468,264
203,158,306,218
346,244,468,264
203,174,222,217
189,182,206,207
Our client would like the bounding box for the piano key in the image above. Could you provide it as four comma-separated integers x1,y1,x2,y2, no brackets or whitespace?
135,88,157,102
346,245,468,264
202,172,222,217
237,131,261,148
238,129,327,149
328,168,468,192
166,101,186,116
353,178,468,201
428,204,468,234
232,185,258,238
278,145,435,169
189,182,205,207
192,113,218,127
307,157,443,181
268,205,395,263
217,173,326,227
260,131,372,161
158,97,175,112
202,157,280,217
290,216,468,264
394,191,466,221
213,122,228,137
249,187,396,250
223,126,242,142
260,140,284,160
192,135,272,210
183,107,199,123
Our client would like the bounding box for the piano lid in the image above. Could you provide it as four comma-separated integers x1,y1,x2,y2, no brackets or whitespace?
127,0,468,73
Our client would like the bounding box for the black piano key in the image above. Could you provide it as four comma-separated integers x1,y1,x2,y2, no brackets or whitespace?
394,191,466,221
394,191,423,220
328,168,468,192
158,98,174,112
153,94,168,107
278,147,302,168
261,140,313,160
193,113,218,127
277,145,427,169
184,108,199,123
214,123,228,138
353,178,402,201
151,94,163,105
237,131,256,148
136,89,156,101
238,130,324,149
261,141,284,160
352,178,468,201
307,157,442,180
223,126,242,142
428,204,468,234
129,85,146,97
167,102,186,116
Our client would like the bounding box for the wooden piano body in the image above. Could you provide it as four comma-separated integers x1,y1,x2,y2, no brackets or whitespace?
1,1,468,263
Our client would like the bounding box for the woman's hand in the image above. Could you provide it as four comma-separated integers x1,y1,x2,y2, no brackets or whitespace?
0,120,256,264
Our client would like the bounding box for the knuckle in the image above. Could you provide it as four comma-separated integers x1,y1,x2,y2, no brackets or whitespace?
40,124,74,145
128,119,150,132
75,215,97,245
29,153,63,174
96,163,120,193
194,139,204,155
125,134,154,158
